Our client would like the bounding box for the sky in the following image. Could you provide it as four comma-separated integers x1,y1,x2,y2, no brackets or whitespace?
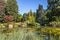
16,0,48,14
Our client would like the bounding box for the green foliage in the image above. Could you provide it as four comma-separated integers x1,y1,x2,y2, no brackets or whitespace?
36,4,45,25
0,0,22,22
34,22,40,28
0,1,6,22
0,28,41,40
55,6,60,16
4,0,19,22
47,0,58,10
6,0,18,15
15,14,23,22
46,10,54,22
45,0,60,26
27,10,35,25
0,0,60,27
22,10,35,25
28,16,35,24
49,21,60,27
23,13,28,21
0,17,4,22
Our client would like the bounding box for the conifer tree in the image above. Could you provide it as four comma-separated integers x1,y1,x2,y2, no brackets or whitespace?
36,5,44,24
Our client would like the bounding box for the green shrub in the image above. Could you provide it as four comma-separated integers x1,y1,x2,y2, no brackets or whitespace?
49,21,60,27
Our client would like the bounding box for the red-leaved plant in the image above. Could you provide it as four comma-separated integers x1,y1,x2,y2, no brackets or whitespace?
4,15,14,22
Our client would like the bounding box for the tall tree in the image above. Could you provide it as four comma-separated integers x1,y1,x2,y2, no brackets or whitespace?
46,0,60,22
47,0,59,10
27,10,35,25
23,13,28,21
4,0,18,22
0,0,6,22
45,0,60,26
5,0,18,15
36,4,44,25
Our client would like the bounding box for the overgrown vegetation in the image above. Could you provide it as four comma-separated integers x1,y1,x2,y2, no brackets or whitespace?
0,0,60,40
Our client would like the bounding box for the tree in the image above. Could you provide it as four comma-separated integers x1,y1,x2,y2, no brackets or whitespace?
47,0,59,10
15,14,23,22
4,0,18,22
46,0,60,21
5,0,18,15
45,0,60,26
27,10,35,25
23,13,28,21
0,0,6,22
36,4,44,25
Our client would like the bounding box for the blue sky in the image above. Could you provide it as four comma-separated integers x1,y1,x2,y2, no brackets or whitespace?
16,0,48,14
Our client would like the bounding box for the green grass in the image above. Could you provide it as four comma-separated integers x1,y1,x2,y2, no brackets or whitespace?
0,28,41,40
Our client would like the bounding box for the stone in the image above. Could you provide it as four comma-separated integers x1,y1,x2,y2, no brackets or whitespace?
8,24,13,29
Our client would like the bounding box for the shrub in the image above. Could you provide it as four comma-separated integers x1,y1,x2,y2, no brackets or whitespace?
4,15,14,22
49,21,60,27
34,22,40,28
0,17,4,22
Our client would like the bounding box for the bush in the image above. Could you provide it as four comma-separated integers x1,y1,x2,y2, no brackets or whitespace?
4,15,14,22
0,17,4,22
49,21,60,27
34,22,40,28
